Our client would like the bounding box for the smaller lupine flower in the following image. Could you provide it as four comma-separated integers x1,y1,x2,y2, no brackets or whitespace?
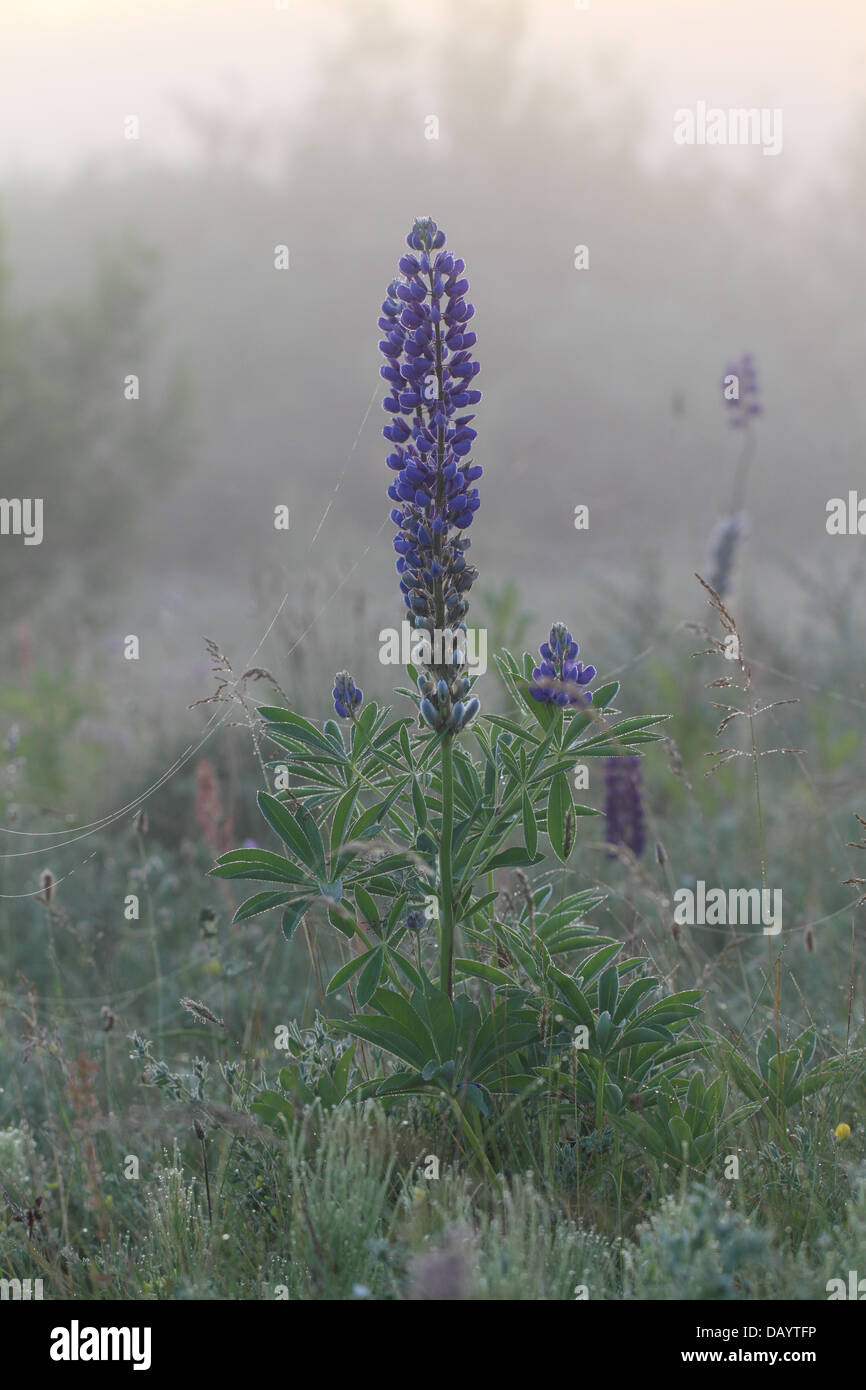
723,352,762,428
529,623,596,707
604,755,646,860
406,907,426,933
707,511,748,599
332,671,363,720
416,669,480,733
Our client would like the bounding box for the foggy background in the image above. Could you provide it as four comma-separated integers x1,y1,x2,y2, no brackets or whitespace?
1,0,865,836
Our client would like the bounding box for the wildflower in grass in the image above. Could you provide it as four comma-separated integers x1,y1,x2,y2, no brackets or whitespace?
835,1122,851,1141
332,671,363,720
604,755,646,859
529,622,596,707
707,511,748,599
381,216,482,731
723,352,762,428
194,759,234,855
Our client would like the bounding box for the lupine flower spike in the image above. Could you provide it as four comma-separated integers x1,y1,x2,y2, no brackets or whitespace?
604,755,646,860
333,671,363,720
723,352,762,429
707,512,748,599
709,353,762,598
380,216,482,735
529,622,596,707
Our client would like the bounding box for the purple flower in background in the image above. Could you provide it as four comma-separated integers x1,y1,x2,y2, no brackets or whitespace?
242,838,259,851
380,217,481,641
333,671,363,720
707,511,749,599
723,353,762,429
604,755,646,859
529,622,596,708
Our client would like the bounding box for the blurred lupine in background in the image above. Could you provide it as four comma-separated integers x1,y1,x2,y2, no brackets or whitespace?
723,352,762,430
705,353,763,599
604,755,646,860
707,511,749,600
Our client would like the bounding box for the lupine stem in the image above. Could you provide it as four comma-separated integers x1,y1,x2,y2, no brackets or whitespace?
439,733,456,998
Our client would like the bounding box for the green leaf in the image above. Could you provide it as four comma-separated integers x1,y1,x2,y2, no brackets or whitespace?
548,964,595,1028
411,776,428,829
340,1017,429,1071
351,702,378,757
356,946,385,1007
259,706,340,755
258,791,324,873
482,846,545,873
351,779,411,838
522,792,538,858
613,977,659,1023
281,900,310,941
327,900,356,937
330,783,360,854
326,950,375,994
547,772,573,861
210,848,309,884
354,885,381,932
232,890,299,923
454,958,513,987
597,965,619,1016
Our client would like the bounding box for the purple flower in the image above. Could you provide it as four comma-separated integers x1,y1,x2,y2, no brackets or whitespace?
333,671,363,720
604,755,646,859
406,908,426,933
707,511,748,599
529,622,596,708
380,217,481,641
416,673,479,732
723,353,762,429
381,218,483,736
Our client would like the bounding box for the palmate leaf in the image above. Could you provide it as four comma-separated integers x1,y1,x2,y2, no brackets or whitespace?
339,1016,430,1071
259,705,344,756
257,790,325,874
327,948,377,995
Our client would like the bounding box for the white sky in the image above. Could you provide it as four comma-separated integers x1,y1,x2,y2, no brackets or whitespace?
0,0,863,180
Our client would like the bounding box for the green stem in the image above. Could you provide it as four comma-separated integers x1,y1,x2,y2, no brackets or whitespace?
439,734,456,998
595,1061,606,1137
